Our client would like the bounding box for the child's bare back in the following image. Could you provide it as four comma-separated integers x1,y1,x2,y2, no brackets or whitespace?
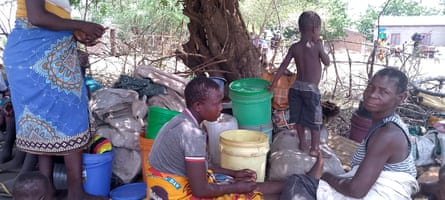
270,11,331,158
288,40,328,85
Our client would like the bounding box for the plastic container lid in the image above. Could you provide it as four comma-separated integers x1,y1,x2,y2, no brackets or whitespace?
110,182,147,200
229,78,271,96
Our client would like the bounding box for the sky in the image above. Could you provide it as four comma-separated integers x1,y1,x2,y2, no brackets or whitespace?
343,0,442,20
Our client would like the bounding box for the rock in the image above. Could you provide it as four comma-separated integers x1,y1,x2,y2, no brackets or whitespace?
267,129,345,181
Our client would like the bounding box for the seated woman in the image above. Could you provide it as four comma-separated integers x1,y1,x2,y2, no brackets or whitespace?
147,77,283,200
281,67,419,199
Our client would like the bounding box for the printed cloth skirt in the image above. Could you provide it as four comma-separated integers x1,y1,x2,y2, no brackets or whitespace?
147,167,263,200
2,18,90,155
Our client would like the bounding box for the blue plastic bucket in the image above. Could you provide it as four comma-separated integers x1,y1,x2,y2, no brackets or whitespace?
82,150,114,197
209,76,226,95
110,182,147,200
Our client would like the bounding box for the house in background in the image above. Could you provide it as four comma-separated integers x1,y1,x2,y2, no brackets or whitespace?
331,29,367,53
375,16,445,47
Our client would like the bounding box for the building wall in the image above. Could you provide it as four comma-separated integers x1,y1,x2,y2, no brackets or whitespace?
374,26,445,47
332,29,366,52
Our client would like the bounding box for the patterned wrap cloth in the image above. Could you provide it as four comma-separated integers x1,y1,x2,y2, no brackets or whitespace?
147,167,263,200
2,0,90,154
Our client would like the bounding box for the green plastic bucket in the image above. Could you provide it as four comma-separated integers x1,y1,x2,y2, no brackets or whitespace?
146,107,180,139
229,78,272,126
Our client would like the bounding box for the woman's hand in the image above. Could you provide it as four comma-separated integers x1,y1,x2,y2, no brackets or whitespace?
73,29,102,46
73,30,98,46
73,22,106,46
79,21,106,39
233,169,257,182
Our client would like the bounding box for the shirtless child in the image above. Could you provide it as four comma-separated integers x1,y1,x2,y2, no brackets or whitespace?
270,11,330,157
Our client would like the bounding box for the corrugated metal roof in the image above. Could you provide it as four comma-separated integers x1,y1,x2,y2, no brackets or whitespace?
377,16,445,26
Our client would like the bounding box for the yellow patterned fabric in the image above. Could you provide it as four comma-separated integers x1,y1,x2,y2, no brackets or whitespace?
16,0,71,19
146,167,263,200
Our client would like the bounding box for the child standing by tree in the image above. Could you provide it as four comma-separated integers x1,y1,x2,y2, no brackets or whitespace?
270,11,330,157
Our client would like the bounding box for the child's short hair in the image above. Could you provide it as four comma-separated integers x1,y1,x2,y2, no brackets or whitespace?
184,77,220,108
298,11,321,32
12,171,51,200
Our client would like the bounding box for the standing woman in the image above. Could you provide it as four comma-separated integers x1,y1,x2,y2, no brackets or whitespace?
2,0,106,199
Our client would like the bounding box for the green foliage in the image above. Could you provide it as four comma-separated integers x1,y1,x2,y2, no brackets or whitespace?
75,0,187,41
355,0,442,42
355,5,378,41
381,0,440,16
323,0,350,39
69,0,80,6
282,26,298,40
240,0,349,40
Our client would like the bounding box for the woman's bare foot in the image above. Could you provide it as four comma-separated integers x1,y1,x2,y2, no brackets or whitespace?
306,150,324,179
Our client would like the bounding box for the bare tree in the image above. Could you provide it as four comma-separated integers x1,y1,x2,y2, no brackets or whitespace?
178,0,262,83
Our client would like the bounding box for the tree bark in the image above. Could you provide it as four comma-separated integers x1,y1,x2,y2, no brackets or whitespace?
178,0,262,83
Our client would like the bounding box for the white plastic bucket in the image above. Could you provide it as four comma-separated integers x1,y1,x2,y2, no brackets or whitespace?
219,130,269,182
203,114,238,166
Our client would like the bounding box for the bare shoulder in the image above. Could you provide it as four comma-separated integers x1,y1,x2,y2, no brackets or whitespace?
372,123,405,139
289,42,301,50
288,42,304,55
368,123,407,148
288,42,300,58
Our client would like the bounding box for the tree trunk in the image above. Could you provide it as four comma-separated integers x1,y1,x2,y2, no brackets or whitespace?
178,0,262,83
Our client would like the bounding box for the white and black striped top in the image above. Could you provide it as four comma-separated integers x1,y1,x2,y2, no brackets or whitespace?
350,114,417,178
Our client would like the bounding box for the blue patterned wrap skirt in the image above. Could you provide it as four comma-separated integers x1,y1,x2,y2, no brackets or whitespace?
3,18,90,155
